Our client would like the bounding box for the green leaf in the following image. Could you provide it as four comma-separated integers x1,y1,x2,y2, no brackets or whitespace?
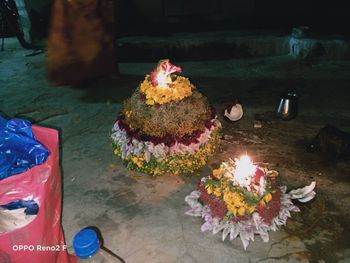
242,190,260,206
205,179,221,188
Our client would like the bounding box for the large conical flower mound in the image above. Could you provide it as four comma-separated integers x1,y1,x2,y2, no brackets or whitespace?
111,60,221,176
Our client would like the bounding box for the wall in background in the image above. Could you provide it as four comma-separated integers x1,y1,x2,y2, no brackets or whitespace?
117,0,349,36
12,0,348,40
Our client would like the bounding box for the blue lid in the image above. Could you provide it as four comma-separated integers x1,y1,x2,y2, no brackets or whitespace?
73,229,100,259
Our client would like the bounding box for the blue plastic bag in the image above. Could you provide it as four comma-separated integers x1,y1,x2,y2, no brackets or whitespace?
1,199,39,215
0,116,50,180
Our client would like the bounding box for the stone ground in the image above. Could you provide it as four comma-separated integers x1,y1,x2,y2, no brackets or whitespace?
1,37,350,263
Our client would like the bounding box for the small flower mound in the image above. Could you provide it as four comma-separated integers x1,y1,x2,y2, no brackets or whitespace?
185,157,316,249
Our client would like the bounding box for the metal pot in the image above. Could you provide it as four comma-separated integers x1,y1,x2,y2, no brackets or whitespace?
276,93,298,120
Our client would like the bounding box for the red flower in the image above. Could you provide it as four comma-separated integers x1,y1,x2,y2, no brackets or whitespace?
253,168,265,184
256,189,281,225
198,183,228,220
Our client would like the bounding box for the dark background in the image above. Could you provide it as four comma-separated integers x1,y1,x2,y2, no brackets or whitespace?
1,0,349,40
115,0,349,36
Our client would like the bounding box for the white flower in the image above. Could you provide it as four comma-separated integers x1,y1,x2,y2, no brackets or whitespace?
153,143,168,159
258,176,267,196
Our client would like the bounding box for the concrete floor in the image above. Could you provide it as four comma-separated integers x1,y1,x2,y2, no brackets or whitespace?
1,37,350,263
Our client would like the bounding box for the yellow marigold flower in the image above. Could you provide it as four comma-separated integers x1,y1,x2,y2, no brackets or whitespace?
259,193,272,206
153,168,161,175
139,78,147,92
138,75,192,105
238,207,245,216
264,193,272,203
212,168,222,179
213,188,221,197
229,206,238,216
114,148,119,155
146,99,155,105
224,186,231,193
205,185,213,195
131,156,144,168
224,192,245,212
125,110,132,118
247,206,256,214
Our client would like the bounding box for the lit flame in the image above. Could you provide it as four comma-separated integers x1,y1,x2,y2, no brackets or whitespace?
150,59,182,88
155,70,172,88
234,155,257,188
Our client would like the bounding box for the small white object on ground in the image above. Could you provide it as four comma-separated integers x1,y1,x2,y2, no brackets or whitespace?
224,103,243,121
254,121,262,128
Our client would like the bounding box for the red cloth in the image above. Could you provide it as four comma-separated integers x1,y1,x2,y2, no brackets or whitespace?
0,126,76,263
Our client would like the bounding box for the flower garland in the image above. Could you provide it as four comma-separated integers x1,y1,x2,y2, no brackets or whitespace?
185,157,316,249
139,75,193,105
111,118,221,176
